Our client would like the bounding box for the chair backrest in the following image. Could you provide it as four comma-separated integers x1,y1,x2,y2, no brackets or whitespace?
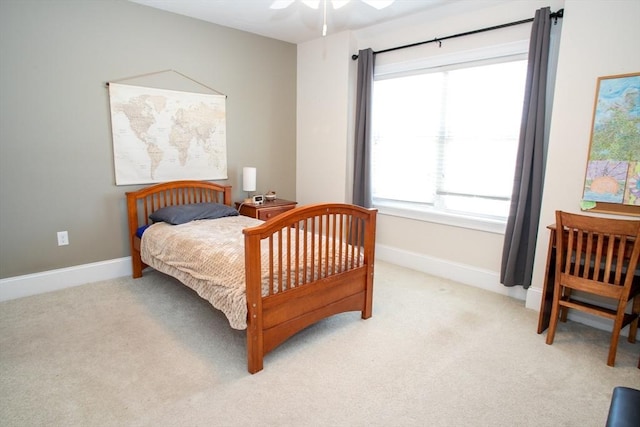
555,211,640,298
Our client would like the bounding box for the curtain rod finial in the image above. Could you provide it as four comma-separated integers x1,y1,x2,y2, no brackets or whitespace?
551,8,564,24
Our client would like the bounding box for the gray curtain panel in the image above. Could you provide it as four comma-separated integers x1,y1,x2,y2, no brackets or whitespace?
352,48,374,208
500,7,551,288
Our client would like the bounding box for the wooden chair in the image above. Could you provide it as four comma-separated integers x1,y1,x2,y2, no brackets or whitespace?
545,211,640,367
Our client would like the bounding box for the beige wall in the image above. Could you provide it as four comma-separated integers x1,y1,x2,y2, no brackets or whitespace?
296,0,640,304
528,0,640,310
297,0,563,299
296,31,355,206
0,0,296,278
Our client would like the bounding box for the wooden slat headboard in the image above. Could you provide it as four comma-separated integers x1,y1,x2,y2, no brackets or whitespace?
126,180,233,239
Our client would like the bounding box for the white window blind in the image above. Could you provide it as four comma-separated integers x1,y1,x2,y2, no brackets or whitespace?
371,47,528,232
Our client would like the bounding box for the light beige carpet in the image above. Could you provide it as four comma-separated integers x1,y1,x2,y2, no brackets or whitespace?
1,261,638,426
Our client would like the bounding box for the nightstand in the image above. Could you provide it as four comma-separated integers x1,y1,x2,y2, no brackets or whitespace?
235,199,297,221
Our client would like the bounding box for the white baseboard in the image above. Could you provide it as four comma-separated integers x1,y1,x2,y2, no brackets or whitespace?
375,243,528,301
374,244,629,334
525,286,543,311
0,251,629,335
0,257,132,302
2,247,524,303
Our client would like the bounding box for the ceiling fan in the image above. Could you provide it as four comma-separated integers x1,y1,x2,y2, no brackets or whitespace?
270,0,396,36
270,0,395,8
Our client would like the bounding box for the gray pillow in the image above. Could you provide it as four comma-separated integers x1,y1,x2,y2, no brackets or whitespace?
149,203,238,225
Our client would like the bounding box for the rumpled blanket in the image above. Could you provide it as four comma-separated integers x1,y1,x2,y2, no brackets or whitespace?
141,216,263,329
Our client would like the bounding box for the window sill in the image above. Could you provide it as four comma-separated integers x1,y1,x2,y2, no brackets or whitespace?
375,204,507,235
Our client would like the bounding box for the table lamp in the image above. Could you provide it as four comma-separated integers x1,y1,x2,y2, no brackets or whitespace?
243,167,257,203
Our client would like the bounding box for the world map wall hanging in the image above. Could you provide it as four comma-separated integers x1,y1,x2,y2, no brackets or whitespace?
108,82,227,185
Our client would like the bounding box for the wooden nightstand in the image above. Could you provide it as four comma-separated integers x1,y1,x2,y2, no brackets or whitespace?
235,199,297,221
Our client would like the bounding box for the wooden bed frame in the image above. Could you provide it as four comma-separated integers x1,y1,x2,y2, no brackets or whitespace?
126,180,377,373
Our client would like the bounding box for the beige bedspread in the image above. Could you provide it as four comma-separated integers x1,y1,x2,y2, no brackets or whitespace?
141,216,263,330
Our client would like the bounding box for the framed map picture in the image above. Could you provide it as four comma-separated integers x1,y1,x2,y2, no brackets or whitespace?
582,72,640,216
109,83,227,185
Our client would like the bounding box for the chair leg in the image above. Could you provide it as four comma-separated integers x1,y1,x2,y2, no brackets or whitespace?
607,333,621,367
546,283,563,345
608,302,629,367
628,295,639,344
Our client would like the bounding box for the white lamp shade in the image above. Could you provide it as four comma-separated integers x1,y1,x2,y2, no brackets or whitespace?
242,167,257,192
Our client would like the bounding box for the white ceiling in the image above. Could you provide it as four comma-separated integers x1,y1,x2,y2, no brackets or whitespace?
129,0,453,44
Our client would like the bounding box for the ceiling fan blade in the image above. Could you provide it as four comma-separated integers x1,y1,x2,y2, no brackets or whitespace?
270,0,295,9
331,0,351,9
301,0,321,9
361,0,395,9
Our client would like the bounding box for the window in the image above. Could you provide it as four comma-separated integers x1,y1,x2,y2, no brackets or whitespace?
371,52,527,233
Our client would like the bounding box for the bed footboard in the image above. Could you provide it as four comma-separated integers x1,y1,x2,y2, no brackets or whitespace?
243,203,377,374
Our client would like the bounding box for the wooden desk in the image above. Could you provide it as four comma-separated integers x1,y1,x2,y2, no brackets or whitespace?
537,224,638,334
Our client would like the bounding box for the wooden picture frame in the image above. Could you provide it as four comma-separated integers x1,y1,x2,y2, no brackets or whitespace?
581,72,640,217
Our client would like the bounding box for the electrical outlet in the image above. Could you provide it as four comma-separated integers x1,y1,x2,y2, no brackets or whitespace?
57,231,69,246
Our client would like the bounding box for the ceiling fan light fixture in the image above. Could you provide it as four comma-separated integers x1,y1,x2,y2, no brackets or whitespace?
274,0,394,10
361,0,395,10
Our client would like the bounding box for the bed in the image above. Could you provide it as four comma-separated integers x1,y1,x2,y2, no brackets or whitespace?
126,180,377,373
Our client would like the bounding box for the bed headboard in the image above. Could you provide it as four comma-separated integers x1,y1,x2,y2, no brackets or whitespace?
125,180,233,238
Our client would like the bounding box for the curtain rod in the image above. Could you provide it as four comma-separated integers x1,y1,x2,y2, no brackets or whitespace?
351,8,564,60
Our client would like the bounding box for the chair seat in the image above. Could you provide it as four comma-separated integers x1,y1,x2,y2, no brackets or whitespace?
606,386,640,427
